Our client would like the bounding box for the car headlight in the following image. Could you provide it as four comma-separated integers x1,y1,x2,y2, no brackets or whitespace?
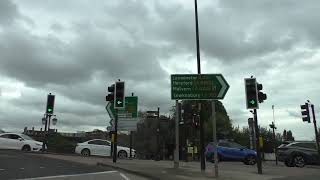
36,143,42,146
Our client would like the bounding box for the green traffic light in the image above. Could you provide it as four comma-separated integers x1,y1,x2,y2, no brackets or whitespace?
48,108,52,112
249,100,256,105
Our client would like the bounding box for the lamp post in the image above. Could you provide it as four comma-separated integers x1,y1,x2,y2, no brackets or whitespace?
41,113,58,152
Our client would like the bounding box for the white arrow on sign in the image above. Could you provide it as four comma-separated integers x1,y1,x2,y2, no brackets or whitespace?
117,101,122,105
106,102,115,119
216,75,230,99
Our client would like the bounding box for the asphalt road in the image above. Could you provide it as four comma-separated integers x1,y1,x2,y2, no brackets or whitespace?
0,150,146,180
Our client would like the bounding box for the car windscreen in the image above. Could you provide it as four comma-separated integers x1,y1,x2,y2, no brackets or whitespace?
20,134,34,140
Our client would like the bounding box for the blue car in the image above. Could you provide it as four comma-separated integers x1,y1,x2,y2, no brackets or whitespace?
205,141,257,165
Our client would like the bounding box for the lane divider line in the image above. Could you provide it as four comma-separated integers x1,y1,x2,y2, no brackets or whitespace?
120,173,131,180
17,171,118,180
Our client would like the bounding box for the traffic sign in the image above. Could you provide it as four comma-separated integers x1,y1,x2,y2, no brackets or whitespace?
110,96,138,118
171,74,229,100
118,118,139,131
106,102,115,120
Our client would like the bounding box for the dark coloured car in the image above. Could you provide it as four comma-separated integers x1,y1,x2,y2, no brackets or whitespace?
277,141,320,167
205,141,257,165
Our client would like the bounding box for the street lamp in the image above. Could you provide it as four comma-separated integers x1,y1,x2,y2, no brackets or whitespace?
52,115,58,125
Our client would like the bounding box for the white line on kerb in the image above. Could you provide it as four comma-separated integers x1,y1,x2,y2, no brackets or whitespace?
17,171,118,180
120,173,131,180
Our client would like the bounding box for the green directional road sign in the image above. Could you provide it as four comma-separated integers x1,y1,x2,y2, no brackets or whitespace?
109,96,138,118
171,74,229,100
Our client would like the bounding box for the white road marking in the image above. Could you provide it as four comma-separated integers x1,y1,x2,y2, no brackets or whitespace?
0,169,5,171
20,168,25,170
120,173,131,180
39,167,45,169
17,171,118,180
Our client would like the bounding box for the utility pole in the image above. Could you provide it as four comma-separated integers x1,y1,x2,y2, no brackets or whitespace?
269,121,277,165
254,109,262,174
311,104,320,155
271,105,278,165
194,0,205,171
156,107,160,160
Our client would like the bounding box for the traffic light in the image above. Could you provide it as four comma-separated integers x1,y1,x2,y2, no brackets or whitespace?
114,81,125,109
269,122,276,129
257,83,267,103
245,78,258,109
301,103,311,123
106,84,115,102
46,94,55,114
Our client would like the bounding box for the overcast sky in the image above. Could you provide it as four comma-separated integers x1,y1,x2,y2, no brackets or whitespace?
0,0,319,140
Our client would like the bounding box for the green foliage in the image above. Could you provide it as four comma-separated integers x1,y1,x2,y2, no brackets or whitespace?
47,133,77,153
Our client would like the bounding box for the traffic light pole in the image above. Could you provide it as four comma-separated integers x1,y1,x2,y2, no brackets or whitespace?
113,109,118,163
311,105,320,155
212,100,218,177
194,0,205,171
174,100,180,168
271,124,278,165
254,109,262,174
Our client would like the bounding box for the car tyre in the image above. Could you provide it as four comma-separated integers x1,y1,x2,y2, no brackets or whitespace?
22,145,31,152
81,149,90,156
284,159,294,167
293,155,305,168
244,155,256,165
118,150,128,159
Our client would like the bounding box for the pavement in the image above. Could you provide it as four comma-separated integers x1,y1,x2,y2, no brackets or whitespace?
0,150,146,180
24,153,320,180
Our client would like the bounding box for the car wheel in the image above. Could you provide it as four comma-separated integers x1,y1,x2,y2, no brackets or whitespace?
118,150,128,159
293,155,305,168
244,155,256,165
81,149,90,156
22,145,31,152
284,159,294,167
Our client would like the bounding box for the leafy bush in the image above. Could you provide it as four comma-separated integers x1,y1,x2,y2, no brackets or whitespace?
47,133,77,154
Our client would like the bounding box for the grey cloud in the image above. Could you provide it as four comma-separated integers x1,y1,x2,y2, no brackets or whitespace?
287,110,301,119
0,0,19,25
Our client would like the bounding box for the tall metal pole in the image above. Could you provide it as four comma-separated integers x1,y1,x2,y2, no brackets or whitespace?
129,92,134,159
42,114,48,152
272,105,278,165
311,104,320,155
194,0,201,74
174,100,180,168
194,0,205,171
113,108,118,163
130,131,133,159
212,100,218,177
254,109,262,174
157,107,160,160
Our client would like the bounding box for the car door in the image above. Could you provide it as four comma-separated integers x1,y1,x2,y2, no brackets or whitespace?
100,140,111,156
0,134,10,149
8,134,24,150
218,142,234,159
228,142,247,160
87,140,103,156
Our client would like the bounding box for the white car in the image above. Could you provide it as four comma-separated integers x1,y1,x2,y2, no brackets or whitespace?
75,139,135,159
0,133,44,152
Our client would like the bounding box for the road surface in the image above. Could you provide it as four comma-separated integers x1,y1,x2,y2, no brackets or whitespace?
0,150,146,180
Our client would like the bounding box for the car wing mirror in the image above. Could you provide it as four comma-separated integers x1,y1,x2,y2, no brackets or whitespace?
18,138,24,141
